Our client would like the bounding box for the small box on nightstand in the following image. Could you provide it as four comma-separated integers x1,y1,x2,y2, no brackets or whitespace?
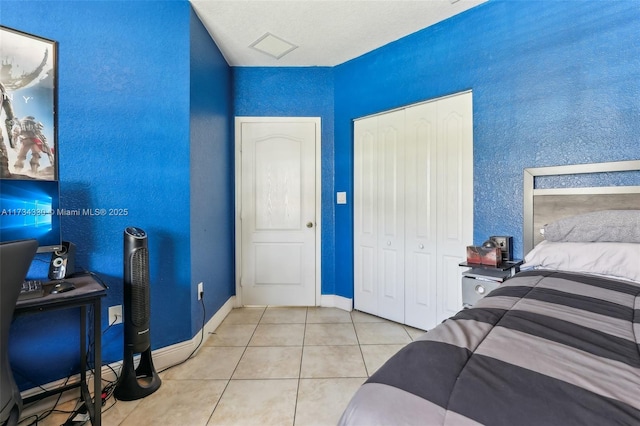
465,246,501,266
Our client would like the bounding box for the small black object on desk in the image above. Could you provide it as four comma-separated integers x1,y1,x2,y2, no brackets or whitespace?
50,280,76,294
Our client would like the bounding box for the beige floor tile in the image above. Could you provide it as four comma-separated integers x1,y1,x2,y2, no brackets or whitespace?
300,345,367,378
353,321,412,345
27,307,423,425
261,306,308,323
119,379,227,426
359,344,406,376
206,323,257,347
233,346,303,379
222,307,266,325
295,378,366,426
304,323,358,346
101,398,141,425
350,310,390,323
404,324,428,340
208,379,298,426
249,323,305,346
306,307,352,323
162,346,245,380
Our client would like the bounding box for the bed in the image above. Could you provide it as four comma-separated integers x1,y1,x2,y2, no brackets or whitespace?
339,160,640,426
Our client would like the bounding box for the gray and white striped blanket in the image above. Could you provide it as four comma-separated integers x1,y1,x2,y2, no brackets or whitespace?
340,270,640,425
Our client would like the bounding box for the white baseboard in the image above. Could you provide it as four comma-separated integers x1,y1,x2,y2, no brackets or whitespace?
19,296,236,419
320,294,353,312
149,295,236,372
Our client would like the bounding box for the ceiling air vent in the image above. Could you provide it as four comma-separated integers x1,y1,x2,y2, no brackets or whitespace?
249,32,298,59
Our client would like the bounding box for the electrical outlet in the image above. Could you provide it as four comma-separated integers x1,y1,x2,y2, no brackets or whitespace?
198,282,204,300
108,305,122,325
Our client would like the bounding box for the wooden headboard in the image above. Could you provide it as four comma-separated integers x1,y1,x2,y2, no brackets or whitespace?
523,160,640,255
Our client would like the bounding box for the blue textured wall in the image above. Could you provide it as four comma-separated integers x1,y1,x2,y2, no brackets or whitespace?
4,0,234,389
232,1,640,300
5,0,640,390
189,9,235,333
332,0,640,298
233,67,337,294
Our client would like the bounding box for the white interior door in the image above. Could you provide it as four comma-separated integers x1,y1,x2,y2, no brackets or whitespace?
238,118,319,306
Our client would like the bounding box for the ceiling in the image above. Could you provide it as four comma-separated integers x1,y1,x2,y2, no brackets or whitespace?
189,0,488,67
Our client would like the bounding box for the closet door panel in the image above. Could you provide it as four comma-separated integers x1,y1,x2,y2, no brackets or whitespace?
376,111,405,322
441,254,464,317
404,102,438,330
436,93,473,323
354,118,379,314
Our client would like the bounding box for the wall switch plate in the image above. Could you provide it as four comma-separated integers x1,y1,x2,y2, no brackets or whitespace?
108,305,122,325
336,192,347,204
198,282,204,300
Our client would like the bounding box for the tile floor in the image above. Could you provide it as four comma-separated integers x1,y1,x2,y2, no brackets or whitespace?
31,307,426,426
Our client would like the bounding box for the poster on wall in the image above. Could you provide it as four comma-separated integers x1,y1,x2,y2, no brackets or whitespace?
0,25,57,181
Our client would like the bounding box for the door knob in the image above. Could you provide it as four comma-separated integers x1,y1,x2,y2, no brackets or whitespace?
306,222,314,228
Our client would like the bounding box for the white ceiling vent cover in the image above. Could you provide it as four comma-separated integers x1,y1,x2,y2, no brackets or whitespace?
249,32,298,59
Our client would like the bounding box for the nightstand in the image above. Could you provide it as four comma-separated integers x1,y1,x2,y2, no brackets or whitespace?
459,261,523,308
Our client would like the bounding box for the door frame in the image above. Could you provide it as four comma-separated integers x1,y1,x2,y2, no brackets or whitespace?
234,116,322,307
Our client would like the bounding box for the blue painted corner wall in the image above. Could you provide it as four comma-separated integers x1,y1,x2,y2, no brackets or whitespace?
235,0,640,300
189,8,235,335
4,0,234,389
332,0,640,298
233,67,336,294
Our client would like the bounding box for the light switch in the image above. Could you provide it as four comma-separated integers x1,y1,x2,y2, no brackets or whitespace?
336,192,347,204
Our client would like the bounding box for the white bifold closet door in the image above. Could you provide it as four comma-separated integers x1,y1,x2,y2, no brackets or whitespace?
354,91,473,330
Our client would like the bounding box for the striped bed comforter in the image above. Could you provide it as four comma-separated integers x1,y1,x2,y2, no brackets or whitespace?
339,270,640,425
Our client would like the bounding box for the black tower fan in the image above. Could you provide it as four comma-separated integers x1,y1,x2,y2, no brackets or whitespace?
114,227,161,400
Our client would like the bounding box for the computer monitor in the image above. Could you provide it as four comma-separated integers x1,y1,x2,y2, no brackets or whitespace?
0,179,62,253
1,24,60,254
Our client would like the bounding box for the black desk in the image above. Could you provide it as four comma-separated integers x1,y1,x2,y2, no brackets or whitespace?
15,274,106,426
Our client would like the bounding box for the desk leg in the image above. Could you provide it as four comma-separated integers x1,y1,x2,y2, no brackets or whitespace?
80,306,87,391
93,299,102,426
80,303,102,426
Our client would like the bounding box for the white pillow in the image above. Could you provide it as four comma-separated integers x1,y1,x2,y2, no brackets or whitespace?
543,210,640,243
522,240,640,283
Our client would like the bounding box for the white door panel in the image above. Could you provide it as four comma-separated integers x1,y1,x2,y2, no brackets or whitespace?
354,118,379,314
435,94,473,323
404,102,438,330
254,137,302,230
377,111,405,323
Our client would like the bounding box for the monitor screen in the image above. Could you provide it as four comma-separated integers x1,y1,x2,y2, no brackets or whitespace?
1,26,60,253
0,179,61,252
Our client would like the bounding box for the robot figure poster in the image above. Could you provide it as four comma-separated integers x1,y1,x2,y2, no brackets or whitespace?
1,25,57,181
